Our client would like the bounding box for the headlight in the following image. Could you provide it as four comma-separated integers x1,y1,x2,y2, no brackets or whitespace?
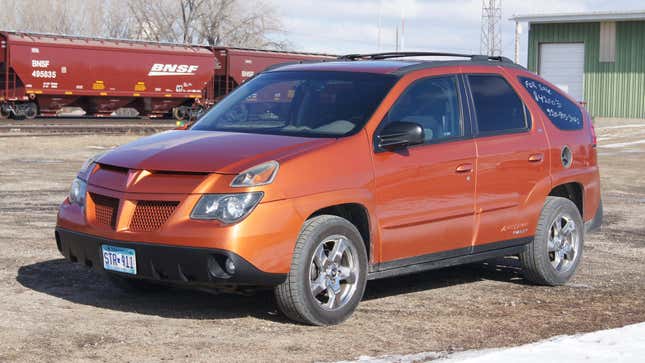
69,178,87,206
191,192,263,223
78,152,105,181
230,161,279,187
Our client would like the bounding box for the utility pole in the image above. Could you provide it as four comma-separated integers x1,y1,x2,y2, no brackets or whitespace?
480,0,502,56
514,20,521,63
377,0,382,51
400,8,405,51
395,26,399,51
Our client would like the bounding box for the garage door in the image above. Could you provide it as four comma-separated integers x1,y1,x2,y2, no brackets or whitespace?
538,43,585,102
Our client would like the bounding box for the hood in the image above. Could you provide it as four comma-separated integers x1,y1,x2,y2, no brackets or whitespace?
97,130,334,174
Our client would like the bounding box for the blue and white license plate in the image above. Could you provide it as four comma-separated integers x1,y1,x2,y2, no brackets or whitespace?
102,245,137,275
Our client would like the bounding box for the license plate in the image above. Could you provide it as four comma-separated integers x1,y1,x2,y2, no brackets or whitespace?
102,245,137,275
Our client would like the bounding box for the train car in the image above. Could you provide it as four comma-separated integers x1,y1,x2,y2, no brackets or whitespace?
0,31,334,120
173,47,335,120
0,31,215,119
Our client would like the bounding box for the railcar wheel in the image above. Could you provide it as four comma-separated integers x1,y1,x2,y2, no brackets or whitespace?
0,103,11,119
24,102,38,119
173,106,188,121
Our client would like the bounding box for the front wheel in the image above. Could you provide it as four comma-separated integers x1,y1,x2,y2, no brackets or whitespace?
274,215,368,325
520,196,584,285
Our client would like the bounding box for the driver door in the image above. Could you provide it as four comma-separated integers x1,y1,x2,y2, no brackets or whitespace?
371,75,477,266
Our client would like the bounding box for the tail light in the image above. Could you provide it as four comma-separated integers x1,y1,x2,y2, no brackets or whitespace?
589,115,597,147
590,122,597,146
584,109,597,147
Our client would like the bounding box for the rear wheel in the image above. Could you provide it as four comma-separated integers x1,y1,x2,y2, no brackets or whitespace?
274,215,367,325
520,196,584,285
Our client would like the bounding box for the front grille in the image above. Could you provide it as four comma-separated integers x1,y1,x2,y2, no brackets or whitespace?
97,163,129,174
91,193,119,229
129,201,179,232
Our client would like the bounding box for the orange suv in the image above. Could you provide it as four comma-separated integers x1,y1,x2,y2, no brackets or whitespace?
56,52,602,325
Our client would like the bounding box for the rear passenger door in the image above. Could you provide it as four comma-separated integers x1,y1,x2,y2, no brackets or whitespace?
465,73,549,250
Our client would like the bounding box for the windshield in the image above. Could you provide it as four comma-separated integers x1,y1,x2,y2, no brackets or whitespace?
192,71,397,138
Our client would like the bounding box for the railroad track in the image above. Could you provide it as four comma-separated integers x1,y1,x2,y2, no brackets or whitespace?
0,118,177,136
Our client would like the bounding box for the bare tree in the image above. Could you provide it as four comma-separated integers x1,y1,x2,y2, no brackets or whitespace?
101,0,137,39
196,0,287,49
128,0,177,42
1,0,286,49
179,0,206,43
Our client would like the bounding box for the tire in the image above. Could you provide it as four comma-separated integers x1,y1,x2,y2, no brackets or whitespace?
0,104,9,120
520,196,584,285
274,215,368,325
172,106,187,121
107,273,163,293
24,102,38,119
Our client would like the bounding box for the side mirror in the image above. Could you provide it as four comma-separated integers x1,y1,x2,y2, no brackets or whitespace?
377,121,425,150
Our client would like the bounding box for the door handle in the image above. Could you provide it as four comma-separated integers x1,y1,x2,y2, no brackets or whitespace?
455,163,473,173
528,153,544,162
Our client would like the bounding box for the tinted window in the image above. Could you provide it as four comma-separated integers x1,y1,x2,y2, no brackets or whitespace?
519,76,583,130
383,76,463,143
193,71,397,138
468,75,528,134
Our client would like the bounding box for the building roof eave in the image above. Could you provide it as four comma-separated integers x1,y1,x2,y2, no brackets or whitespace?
510,10,645,24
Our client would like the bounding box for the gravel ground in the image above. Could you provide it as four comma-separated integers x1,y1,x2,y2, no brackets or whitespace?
0,122,643,362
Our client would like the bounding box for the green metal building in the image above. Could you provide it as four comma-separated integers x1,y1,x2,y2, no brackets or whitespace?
511,11,645,119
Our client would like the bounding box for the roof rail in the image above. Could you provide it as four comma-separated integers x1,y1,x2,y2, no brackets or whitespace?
338,52,516,64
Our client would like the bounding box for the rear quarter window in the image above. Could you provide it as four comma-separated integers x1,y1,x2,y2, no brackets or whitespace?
519,76,583,130
467,75,529,135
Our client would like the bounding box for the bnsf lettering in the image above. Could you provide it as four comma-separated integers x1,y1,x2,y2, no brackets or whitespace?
32,60,50,68
149,64,199,76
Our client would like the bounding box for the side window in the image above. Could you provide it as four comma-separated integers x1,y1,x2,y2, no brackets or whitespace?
468,75,528,134
518,76,583,130
383,76,463,143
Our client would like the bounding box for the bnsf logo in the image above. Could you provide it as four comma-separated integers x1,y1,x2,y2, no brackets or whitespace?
148,64,199,76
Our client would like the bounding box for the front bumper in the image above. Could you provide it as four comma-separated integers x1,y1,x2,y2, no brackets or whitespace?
55,227,286,289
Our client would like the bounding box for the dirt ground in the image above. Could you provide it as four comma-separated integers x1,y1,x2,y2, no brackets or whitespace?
0,122,644,362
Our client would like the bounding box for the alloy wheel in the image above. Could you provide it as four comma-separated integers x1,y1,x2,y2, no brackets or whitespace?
308,235,359,311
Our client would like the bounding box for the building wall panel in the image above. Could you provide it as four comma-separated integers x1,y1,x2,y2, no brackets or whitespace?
527,21,645,118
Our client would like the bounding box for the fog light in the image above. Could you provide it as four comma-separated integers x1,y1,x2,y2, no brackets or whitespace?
225,258,236,275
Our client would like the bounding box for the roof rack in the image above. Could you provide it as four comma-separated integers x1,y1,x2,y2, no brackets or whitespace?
338,51,516,64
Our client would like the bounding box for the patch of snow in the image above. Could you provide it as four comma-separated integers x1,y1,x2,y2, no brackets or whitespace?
596,124,645,130
340,322,645,363
442,322,645,363
336,352,445,363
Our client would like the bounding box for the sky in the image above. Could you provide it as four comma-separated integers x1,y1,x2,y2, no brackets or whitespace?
266,0,645,66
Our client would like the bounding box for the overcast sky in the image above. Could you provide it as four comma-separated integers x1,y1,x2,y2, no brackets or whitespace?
267,0,644,65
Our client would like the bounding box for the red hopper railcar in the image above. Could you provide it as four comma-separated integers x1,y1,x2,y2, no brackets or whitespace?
1,31,333,120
